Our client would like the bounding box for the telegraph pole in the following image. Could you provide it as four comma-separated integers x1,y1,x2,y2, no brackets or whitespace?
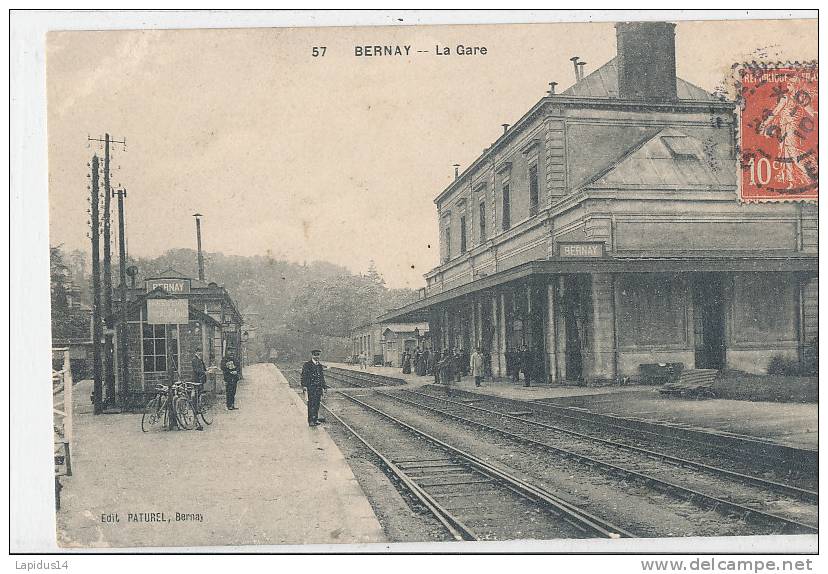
101,134,114,407
114,186,130,407
90,155,103,415
193,213,205,281
89,133,125,408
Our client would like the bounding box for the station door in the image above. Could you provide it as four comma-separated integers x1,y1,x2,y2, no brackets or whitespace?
692,274,727,370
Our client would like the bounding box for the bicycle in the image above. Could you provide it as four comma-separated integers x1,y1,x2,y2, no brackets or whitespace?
185,381,213,426
141,382,197,432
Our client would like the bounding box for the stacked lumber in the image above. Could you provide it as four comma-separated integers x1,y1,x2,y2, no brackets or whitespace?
659,368,718,398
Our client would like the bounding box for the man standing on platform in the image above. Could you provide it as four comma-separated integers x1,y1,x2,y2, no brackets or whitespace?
438,349,454,397
520,344,533,387
301,349,328,427
470,347,485,387
221,352,241,410
505,345,517,383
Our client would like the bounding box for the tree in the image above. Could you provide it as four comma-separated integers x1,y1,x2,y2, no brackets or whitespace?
50,245,91,342
50,246,69,311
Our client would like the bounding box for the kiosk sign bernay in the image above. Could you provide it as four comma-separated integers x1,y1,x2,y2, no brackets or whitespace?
145,278,191,294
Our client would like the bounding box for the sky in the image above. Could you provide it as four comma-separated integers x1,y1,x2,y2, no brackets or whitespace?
47,18,816,288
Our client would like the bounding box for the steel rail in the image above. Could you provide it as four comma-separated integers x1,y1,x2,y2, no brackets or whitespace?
319,401,477,541
401,388,818,504
327,367,405,387
370,389,817,535
334,390,635,539
525,395,817,473
281,366,372,389
324,371,373,388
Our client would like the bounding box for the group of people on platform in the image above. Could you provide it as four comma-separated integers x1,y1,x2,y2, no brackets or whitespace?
397,344,544,392
399,347,434,376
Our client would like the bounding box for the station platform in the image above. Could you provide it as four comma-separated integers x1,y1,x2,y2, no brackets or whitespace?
328,362,817,451
56,363,384,549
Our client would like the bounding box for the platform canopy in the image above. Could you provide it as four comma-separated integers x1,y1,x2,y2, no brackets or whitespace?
379,252,818,324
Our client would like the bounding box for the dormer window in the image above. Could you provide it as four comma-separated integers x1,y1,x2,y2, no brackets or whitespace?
662,135,702,160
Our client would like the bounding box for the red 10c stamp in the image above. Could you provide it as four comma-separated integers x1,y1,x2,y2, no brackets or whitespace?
737,62,818,202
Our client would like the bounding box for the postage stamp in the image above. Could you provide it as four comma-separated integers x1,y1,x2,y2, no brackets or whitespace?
737,62,819,202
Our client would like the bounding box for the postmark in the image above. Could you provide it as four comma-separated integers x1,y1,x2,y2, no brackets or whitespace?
736,61,818,202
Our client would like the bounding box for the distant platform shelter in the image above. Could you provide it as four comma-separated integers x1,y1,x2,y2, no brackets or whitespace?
351,321,430,367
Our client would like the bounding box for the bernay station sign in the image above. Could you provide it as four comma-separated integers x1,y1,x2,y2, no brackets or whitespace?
557,242,606,258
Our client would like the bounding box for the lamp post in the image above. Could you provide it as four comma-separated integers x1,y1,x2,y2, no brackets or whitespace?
193,213,205,281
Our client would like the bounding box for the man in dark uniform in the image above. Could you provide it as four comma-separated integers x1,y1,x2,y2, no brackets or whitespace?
221,352,241,410
300,349,328,427
438,350,454,397
506,346,518,383
520,344,533,387
192,351,207,386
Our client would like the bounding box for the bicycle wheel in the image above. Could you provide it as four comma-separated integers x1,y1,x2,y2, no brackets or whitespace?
141,396,164,432
197,393,213,426
174,396,197,430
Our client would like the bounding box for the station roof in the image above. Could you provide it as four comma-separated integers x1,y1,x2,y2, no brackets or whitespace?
383,322,429,334
433,64,729,206
584,128,735,190
561,58,716,101
379,253,818,323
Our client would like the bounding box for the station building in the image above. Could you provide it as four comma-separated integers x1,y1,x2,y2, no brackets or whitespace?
351,321,430,367
110,269,244,404
380,22,818,382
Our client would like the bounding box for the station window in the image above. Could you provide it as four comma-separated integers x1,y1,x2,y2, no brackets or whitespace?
444,226,452,262
501,183,511,231
142,324,178,373
479,202,486,242
618,275,686,347
733,274,796,343
460,215,467,253
529,164,539,216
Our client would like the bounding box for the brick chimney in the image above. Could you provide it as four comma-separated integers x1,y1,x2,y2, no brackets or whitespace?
615,21,677,101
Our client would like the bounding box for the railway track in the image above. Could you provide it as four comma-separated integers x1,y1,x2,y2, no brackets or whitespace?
325,367,407,387
370,387,817,535
453,389,819,486
278,364,406,389
323,368,816,487
323,390,634,541
527,395,818,477
411,387,818,501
